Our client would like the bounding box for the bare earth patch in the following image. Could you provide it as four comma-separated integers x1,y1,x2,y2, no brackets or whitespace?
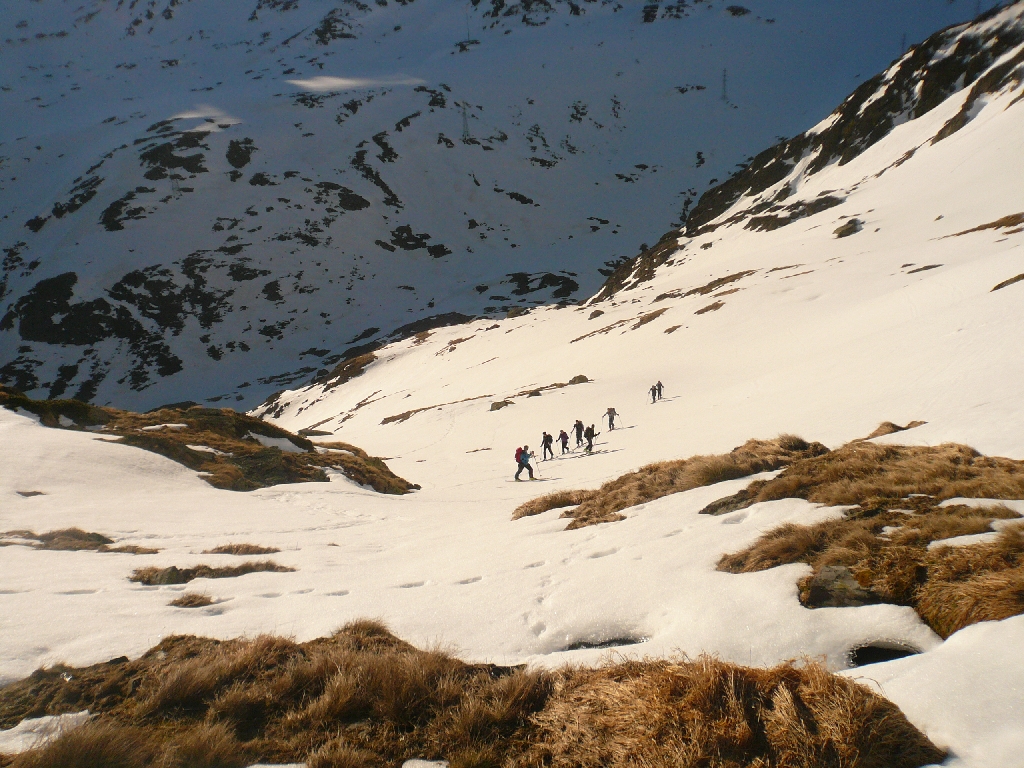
0,621,943,768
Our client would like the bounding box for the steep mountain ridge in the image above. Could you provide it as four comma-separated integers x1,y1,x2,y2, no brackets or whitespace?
596,0,1024,299
0,0,991,409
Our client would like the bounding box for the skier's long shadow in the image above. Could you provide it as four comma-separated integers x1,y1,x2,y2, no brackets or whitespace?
607,425,637,431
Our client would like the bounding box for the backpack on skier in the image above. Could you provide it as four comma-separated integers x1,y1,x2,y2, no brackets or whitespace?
515,446,524,463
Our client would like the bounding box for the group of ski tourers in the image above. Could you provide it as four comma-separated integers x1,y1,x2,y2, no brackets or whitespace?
513,408,621,481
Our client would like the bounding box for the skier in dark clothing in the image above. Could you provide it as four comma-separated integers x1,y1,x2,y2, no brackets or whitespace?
514,445,535,480
541,431,555,460
558,430,570,454
573,419,585,448
605,408,619,430
649,384,658,404
584,424,599,453
656,380,664,400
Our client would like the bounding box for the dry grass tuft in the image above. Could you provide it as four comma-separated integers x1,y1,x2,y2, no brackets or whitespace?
203,543,280,556
168,593,214,609
0,385,416,495
0,528,158,555
7,720,158,768
861,420,926,440
715,441,1024,636
512,489,595,520
130,560,295,586
741,442,1024,510
535,435,827,529
1,623,943,768
519,655,943,768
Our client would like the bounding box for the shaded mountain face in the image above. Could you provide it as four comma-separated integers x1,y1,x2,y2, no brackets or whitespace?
0,0,991,409
595,0,1024,301
255,1,1024,451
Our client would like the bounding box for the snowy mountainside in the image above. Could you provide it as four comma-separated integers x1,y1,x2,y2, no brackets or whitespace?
259,1,1024,469
2,8,1024,765
0,0,993,410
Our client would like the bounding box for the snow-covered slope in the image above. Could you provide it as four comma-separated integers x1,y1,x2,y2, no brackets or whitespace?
0,0,994,409
2,5,1024,766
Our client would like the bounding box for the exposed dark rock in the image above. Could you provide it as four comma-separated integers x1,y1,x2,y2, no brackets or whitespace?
804,566,877,608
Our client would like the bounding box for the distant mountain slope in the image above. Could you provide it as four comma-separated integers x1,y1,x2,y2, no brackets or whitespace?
258,0,1024,466
0,0,991,409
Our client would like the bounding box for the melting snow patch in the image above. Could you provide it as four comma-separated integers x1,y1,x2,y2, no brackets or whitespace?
247,433,305,453
928,531,1001,550
142,423,187,431
0,711,91,754
186,444,233,456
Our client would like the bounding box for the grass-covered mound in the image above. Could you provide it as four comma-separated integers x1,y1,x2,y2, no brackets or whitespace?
0,528,157,555
513,436,828,528
715,441,1024,637
0,621,943,768
0,385,417,493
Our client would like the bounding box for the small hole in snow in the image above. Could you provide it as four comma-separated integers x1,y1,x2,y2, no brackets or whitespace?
849,643,920,667
561,636,649,652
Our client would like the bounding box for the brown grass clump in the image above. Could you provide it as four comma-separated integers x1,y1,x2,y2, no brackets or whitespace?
714,441,1024,636
169,593,214,608
534,436,827,530
203,543,281,556
7,720,159,768
520,656,942,768
314,442,420,493
861,420,926,440
130,561,295,586
0,528,158,555
0,622,943,768
735,442,1024,510
0,385,416,495
512,489,595,520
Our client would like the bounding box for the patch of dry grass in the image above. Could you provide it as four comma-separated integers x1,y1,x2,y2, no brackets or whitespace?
0,528,158,555
521,656,943,768
314,442,420,493
530,436,827,530
169,593,214,609
715,442,1024,512
130,561,295,586
203,543,281,556
0,385,417,495
512,489,595,520
0,622,943,768
715,441,1024,636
